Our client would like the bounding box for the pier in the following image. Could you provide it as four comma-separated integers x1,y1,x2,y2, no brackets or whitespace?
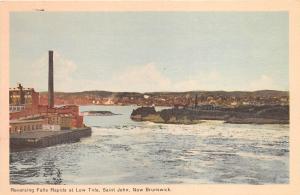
10,127,92,151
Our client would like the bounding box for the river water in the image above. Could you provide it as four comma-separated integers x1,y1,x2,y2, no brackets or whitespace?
10,105,289,184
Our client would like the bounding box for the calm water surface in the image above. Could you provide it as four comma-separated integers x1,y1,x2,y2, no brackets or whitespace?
10,105,289,184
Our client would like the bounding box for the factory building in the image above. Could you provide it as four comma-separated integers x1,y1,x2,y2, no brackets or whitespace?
46,113,74,130
9,83,39,112
9,50,84,133
9,119,45,134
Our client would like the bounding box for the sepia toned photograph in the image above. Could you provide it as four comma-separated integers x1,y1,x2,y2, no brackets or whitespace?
7,10,290,186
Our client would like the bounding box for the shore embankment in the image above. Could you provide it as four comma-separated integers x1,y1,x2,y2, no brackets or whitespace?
10,127,92,151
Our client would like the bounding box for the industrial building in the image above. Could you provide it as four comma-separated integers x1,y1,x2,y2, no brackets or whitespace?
9,119,45,134
9,83,39,112
9,50,84,133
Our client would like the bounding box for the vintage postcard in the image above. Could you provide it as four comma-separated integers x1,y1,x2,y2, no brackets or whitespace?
1,1,300,195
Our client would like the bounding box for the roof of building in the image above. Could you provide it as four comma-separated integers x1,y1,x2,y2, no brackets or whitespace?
9,88,35,91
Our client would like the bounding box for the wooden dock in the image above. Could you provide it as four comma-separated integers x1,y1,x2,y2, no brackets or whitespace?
10,127,92,151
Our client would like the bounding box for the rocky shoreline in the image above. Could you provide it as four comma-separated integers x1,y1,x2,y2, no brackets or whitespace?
130,105,289,125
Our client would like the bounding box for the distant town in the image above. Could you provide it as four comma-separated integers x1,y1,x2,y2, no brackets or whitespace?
38,90,289,107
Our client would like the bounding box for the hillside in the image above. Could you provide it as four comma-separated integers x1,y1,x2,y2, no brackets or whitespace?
40,90,288,98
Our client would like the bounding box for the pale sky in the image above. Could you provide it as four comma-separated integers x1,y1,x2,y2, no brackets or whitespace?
10,12,288,92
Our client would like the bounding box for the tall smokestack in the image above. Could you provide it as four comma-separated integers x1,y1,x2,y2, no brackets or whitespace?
48,50,54,108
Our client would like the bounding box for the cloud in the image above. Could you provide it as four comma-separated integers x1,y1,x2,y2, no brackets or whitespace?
24,54,279,92
173,69,222,91
29,51,78,91
249,74,276,90
112,63,171,92
27,57,226,92
107,64,223,92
